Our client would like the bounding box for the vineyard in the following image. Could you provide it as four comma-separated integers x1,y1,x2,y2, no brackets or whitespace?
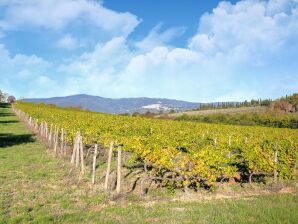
14,101,298,193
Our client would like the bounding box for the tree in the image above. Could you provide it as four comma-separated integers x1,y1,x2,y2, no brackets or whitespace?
273,100,291,112
7,95,16,104
0,90,5,102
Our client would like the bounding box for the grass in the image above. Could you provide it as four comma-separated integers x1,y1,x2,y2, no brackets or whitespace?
0,103,297,223
166,106,267,117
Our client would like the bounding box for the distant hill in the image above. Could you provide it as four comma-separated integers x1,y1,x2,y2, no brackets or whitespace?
22,94,202,114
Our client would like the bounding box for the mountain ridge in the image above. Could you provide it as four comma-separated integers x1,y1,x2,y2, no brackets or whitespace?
22,94,201,114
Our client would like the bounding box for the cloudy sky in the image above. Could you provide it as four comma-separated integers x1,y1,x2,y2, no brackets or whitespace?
0,0,297,102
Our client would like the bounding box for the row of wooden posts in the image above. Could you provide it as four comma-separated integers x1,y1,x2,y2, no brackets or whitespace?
13,108,123,194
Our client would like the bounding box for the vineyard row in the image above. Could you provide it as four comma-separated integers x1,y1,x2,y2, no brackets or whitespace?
14,102,298,191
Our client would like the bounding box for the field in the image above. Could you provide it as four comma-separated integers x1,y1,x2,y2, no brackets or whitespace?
167,106,267,117
15,102,298,188
1,103,298,223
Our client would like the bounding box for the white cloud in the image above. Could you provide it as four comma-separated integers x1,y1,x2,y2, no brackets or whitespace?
135,24,185,51
1,0,298,101
267,0,298,14
0,44,50,69
0,0,140,37
188,0,298,65
60,37,132,74
0,43,57,98
56,34,82,50
57,37,135,96
53,0,298,101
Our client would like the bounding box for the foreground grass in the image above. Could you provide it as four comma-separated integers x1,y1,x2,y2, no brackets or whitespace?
0,104,297,223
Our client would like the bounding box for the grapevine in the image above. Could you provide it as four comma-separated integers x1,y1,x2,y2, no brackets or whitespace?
15,102,298,188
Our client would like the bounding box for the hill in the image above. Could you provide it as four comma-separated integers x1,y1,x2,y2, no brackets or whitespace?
23,94,201,114
22,94,246,114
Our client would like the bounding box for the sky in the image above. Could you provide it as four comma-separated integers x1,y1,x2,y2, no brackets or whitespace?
0,0,297,102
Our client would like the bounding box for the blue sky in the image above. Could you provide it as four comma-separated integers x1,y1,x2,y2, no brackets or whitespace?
0,0,297,102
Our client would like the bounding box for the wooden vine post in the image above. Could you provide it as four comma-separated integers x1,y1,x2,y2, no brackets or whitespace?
71,132,79,164
116,145,122,194
273,143,278,183
79,135,85,174
75,139,80,167
92,144,98,184
74,132,80,167
104,141,114,191
54,126,58,155
45,123,47,138
43,122,45,137
63,131,67,155
69,131,84,173
39,122,42,137
29,117,31,129
60,128,64,155
42,122,45,138
35,119,38,131
48,124,52,147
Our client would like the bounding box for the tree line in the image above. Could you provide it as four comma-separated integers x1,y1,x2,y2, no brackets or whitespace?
194,98,273,111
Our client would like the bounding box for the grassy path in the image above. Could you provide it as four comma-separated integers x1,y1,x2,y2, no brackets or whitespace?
0,104,297,223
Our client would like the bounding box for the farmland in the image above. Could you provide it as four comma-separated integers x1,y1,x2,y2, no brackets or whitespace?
15,102,298,189
0,103,297,223
168,106,267,117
